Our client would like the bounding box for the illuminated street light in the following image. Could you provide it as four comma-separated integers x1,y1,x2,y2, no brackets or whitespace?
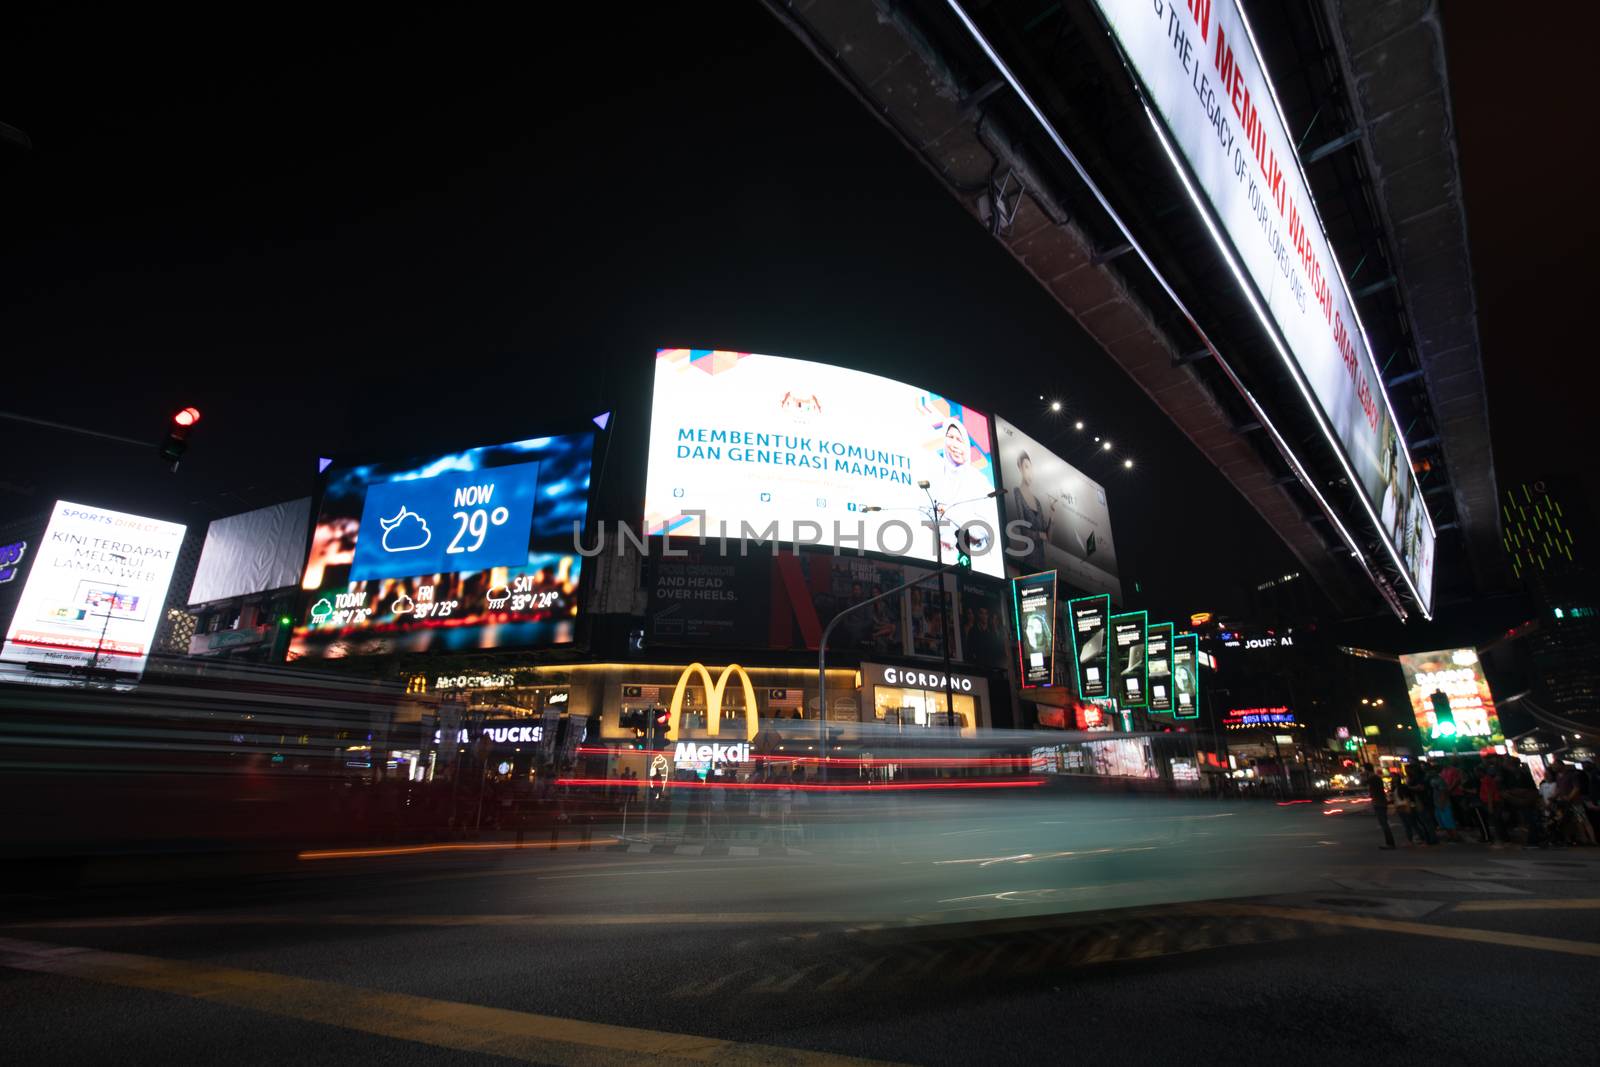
1101,440,1112,451
1050,400,1062,412
1123,458,1133,469
1074,420,1084,430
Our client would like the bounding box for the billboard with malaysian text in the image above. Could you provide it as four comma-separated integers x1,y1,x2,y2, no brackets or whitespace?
643,349,1004,578
1088,0,1435,615
2,500,186,686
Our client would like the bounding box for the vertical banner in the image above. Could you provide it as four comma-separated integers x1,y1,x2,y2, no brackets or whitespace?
1067,593,1111,700
1146,622,1175,714
1011,570,1058,688
1110,610,1148,708
1172,632,1201,719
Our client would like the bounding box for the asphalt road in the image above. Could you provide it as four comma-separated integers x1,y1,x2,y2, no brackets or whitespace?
4,794,1598,1065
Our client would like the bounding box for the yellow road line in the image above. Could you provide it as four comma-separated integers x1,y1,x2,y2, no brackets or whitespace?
0,936,904,1067
1453,898,1600,913
5,912,871,931
299,838,620,860
1203,904,1600,958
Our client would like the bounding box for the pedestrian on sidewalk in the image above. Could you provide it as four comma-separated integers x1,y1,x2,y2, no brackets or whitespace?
1391,768,1425,845
1365,764,1395,849
1429,764,1460,842
1406,763,1439,845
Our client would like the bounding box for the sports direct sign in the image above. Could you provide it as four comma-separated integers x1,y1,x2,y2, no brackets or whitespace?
1090,0,1435,615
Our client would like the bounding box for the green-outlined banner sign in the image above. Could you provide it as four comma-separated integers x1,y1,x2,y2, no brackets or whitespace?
1012,570,1057,689
1172,632,1200,719
1147,622,1175,714
1111,610,1148,708
1068,593,1111,700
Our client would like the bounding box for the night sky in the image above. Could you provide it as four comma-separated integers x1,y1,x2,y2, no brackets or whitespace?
0,5,1586,638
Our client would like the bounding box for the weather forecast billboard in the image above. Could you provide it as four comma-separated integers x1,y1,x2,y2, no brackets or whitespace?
290,433,592,660
1400,647,1501,740
1,500,186,684
1089,0,1435,615
994,418,1120,599
643,349,1005,578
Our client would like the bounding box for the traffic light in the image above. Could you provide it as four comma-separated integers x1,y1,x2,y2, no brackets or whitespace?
159,407,201,470
649,706,670,747
1429,691,1456,738
954,526,974,569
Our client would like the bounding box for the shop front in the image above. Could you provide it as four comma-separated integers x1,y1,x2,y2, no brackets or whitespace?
860,662,990,735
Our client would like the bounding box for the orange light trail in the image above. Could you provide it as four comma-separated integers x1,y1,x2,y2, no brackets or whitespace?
298,838,619,861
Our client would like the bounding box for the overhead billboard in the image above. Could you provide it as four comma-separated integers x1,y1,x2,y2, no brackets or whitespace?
1172,632,1200,719
1,500,186,684
643,349,1005,578
1089,0,1435,615
1067,593,1111,700
188,497,312,605
1110,610,1148,709
1011,570,1057,688
1146,621,1174,714
994,418,1120,599
290,432,592,660
1400,647,1501,740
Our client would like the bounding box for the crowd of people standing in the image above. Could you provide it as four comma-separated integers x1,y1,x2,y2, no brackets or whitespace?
1364,755,1598,849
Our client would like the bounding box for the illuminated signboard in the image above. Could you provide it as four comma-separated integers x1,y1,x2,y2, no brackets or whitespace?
1222,633,1295,650
290,432,592,660
0,540,27,584
643,349,1005,578
1400,647,1501,740
1,500,185,686
1088,0,1435,615
1222,706,1297,729
994,418,1120,598
1011,570,1057,688
1147,621,1175,714
1067,594,1111,700
1110,610,1147,708
1172,632,1200,719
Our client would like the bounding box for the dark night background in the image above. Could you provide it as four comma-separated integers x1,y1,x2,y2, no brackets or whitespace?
2,3,1594,644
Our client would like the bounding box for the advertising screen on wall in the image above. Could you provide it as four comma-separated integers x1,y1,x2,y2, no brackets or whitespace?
1400,647,1501,740
1147,621,1175,714
1172,632,1200,719
290,433,592,660
1089,0,1435,615
994,418,1121,599
188,497,312,606
1011,570,1057,688
644,349,1005,578
1111,610,1148,709
1067,593,1111,700
1,500,186,685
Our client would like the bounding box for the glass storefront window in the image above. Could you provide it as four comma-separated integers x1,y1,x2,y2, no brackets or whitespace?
872,686,976,730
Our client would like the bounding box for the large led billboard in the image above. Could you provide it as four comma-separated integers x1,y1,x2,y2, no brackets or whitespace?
1,500,186,684
643,349,1005,578
289,433,592,660
994,418,1120,599
1089,0,1435,615
1400,647,1501,741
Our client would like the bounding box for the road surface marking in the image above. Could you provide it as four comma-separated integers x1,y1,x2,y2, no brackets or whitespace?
0,936,904,1066
4,911,874,931
1453,898,1600,912
1205,904,1600,957
298,839,620,860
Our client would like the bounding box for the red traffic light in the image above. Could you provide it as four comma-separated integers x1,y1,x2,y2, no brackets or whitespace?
653,708,670,727
173,406,201,428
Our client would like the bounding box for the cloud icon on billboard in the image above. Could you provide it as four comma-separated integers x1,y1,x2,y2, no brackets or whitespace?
378,507,431,552
391,593,415,615
486,585,510,610
310,598,334,623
